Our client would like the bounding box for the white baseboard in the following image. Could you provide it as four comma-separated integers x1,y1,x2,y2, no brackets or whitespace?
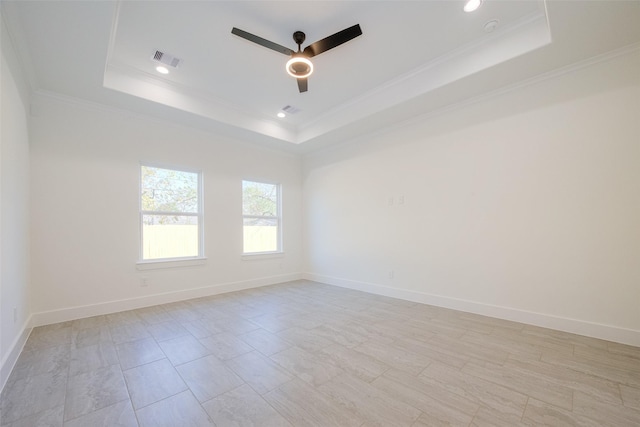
31,273,303,327
1,315,32,393
304,273,640,347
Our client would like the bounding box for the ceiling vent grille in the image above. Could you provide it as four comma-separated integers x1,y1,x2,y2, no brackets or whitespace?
282,105,301,114
151,50,182,68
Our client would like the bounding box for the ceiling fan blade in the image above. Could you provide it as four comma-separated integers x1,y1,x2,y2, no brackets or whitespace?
231,27,294,56
297,78,308,93
303,24,362,58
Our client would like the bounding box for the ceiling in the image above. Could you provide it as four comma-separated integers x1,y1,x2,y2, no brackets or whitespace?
2,1,640,153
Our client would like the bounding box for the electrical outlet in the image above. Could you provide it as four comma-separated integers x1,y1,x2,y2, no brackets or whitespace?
141,277,149,287
388,270,394,279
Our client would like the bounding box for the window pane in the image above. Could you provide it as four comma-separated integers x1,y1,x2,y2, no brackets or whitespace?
243,217,278,253
242,181,277,216
142,166,198,213
142,214,198,259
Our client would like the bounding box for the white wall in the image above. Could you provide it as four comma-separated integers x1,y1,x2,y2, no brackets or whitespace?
29,95,303,324
1,11,32,389
303,49,640,346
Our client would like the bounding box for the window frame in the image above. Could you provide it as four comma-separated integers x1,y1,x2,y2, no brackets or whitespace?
241,179,283,256
138,162,205,264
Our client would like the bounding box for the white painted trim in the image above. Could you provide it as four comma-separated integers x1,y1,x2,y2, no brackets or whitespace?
136,257,208,270
0,316,33,393
304,273,640,347
31,273,303,327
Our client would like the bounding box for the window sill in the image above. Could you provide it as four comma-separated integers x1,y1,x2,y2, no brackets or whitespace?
136,257,207,270
241,252,284,261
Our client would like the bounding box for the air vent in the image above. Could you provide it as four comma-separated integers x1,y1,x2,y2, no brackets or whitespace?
282,105,301,114
151,50,182,68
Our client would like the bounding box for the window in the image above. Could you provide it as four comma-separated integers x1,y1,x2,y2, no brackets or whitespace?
140,165,203,261
242,180,281,254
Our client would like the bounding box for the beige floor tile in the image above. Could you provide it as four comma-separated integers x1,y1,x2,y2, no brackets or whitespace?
420,361,528,419
608,341,640,359
309,323,369,347
72,325,111,349
238,328,293,356
621,384,640,410
105,310,141,325
462,360,574,410
411,411,467,427
176,355,244,402
10,345,70,381
353,339,431,375
145,320,190,342
399,335,479,368
0,371,67,424
318,373,421,427
573,343,640,373
199,332,254,361
115,337,165,370
226,351,293,395
180,319,217,339
471,405,528,427
202,384,292,427
4,281,639,427
70,315,107,331
373,368,479,423
135,306,172,325
63,365,129,421
522,398,602,427
264,378,362,427
504,356,623,405
109,322,150,344
270,346,345,386
136,390,214,427
276,327,334,353
0,405,64,427
23,327,72,352
63,400,137,427
157,334,210,366
165,306,202,323
542,350,640,388
210,315,261,335
461,330,544,361
318,343,390,383
69,342,118,376
123,358,187,409
572,390,640,426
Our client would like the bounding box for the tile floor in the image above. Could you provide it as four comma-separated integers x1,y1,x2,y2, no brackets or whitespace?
1,280,639,426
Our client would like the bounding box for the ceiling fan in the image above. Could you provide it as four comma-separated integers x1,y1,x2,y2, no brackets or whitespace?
231,24,362,93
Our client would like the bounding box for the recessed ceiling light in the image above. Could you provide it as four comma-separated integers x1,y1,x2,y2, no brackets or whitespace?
464,0,483,13
277,112,286,118
156,66,169,74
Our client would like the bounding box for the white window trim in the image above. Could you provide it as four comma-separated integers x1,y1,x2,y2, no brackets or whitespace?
136,257,207,270
139,162,205,263
242,180,283,255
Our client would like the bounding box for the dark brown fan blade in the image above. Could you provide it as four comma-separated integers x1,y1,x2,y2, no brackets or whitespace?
303,24,362,58
297,78,308,93
231,27,294,56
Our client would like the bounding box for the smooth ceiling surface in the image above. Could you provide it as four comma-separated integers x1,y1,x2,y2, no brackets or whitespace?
3,1,640,152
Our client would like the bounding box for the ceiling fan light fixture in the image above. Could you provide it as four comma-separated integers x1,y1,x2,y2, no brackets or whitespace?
286,56,313,78
464,0,483,12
